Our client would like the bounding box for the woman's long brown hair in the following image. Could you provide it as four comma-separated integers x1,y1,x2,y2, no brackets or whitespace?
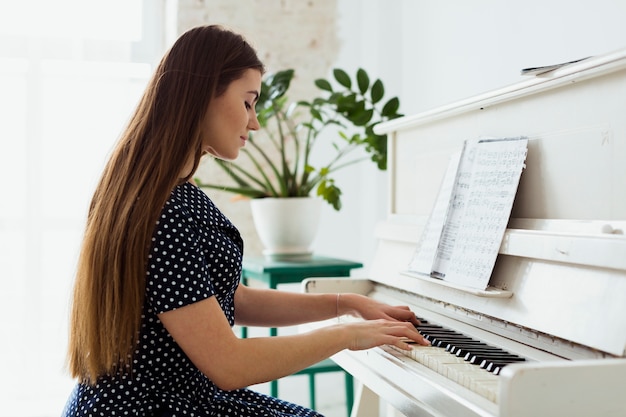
67,25,264,384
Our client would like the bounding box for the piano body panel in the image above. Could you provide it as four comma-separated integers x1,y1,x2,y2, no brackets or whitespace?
301,276,375,295
513,127,622,220
384,53,626,219
488,255,626,357
499,359,626,417
368,220,626,358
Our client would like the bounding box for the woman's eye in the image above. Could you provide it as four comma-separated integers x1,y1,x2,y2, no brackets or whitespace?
244,101,252,110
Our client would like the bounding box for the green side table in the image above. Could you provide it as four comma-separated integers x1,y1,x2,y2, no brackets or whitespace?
240,255,362,417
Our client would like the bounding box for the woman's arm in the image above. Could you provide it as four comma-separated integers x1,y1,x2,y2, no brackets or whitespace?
234,283,420,327
233,284,335,327
158,295,428,391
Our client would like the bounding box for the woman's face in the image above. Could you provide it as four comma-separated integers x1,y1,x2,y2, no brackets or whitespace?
200,68,262,160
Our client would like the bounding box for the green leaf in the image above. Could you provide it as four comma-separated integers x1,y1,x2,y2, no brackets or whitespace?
268,69,294,100
336,93,357,114
315,78,333,92
356,68,369,94
310,107,323,122
333,68,351,88
351,108,374,126
346,100,365,119
311,97,327,106
382,97,400,117
316,179,342,211
370,79,384,104
256,69,295,114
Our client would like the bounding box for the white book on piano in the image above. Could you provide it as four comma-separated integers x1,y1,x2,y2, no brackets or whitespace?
409,137,528,290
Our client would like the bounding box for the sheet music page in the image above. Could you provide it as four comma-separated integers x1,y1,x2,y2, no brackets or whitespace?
408,150,462,275
432,137,528,289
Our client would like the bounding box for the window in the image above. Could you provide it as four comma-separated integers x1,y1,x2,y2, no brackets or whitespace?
0,1,170,415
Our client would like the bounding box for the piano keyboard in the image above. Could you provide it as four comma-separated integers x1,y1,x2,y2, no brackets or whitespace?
391,317,527,403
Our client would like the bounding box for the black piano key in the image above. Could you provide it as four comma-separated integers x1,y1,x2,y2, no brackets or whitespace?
421,331,468,337
456,346,505,358
432,339,470,348
416,326,448,332
418,326,472,342
478,356,525,367
409,313,528,375
446,340,488,347
468,351,521,365
417,328,473,340
416,325,458,331
429,337,477,348
484,358,526,372
421,330,471,335
428,336,473,344
422,333,475,341
466,349,512,361
446,341,490,354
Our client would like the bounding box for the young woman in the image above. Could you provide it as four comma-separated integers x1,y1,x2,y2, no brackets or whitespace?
62,25,428,417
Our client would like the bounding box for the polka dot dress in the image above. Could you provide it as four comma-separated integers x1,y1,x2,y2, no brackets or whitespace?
62,182,323,417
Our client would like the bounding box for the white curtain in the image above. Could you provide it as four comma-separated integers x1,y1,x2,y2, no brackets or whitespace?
0,1,170,415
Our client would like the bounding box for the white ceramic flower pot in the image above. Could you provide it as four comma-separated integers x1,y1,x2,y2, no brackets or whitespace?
250,197,322,259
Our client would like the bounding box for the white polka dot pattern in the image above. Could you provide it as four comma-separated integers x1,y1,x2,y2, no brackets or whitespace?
62,183,322,416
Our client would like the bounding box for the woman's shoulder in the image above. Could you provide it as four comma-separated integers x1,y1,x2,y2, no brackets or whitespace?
168,181,212,208
165,182,230,229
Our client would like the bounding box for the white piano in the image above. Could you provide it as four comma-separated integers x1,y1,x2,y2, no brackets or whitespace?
303,48,626,417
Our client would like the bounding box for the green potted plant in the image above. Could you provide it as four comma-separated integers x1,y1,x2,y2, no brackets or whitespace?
197,68,403,256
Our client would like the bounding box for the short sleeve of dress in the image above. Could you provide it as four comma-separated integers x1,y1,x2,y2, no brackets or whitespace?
146,200,214,314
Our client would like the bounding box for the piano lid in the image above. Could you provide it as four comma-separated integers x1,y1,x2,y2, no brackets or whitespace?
368,47,626,358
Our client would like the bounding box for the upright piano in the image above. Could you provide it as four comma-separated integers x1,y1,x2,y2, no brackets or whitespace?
303,48,626,417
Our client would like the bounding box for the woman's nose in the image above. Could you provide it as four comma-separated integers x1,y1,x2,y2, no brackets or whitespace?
248,115,260,131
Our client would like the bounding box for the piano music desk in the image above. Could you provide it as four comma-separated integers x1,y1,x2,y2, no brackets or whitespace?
240,255,362,415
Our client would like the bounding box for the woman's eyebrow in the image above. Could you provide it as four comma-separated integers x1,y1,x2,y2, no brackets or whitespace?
247,90,260,103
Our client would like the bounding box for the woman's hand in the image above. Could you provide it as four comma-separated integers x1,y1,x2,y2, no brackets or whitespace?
334,293,430,349
339,319,429,351
338,293,421,325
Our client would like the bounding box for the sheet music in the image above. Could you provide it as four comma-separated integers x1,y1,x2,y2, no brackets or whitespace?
409,137,528,290
408,151,461,274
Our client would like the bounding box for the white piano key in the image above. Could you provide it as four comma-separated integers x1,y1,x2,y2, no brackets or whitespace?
442,363,478,383
472,378,499,403
392,345,500,403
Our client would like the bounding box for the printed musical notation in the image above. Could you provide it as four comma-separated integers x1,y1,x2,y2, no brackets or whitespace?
408,137,528,290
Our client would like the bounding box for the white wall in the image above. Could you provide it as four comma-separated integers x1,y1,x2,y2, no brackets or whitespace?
311,1,405,273
313,0,626,275
401,0,626,114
